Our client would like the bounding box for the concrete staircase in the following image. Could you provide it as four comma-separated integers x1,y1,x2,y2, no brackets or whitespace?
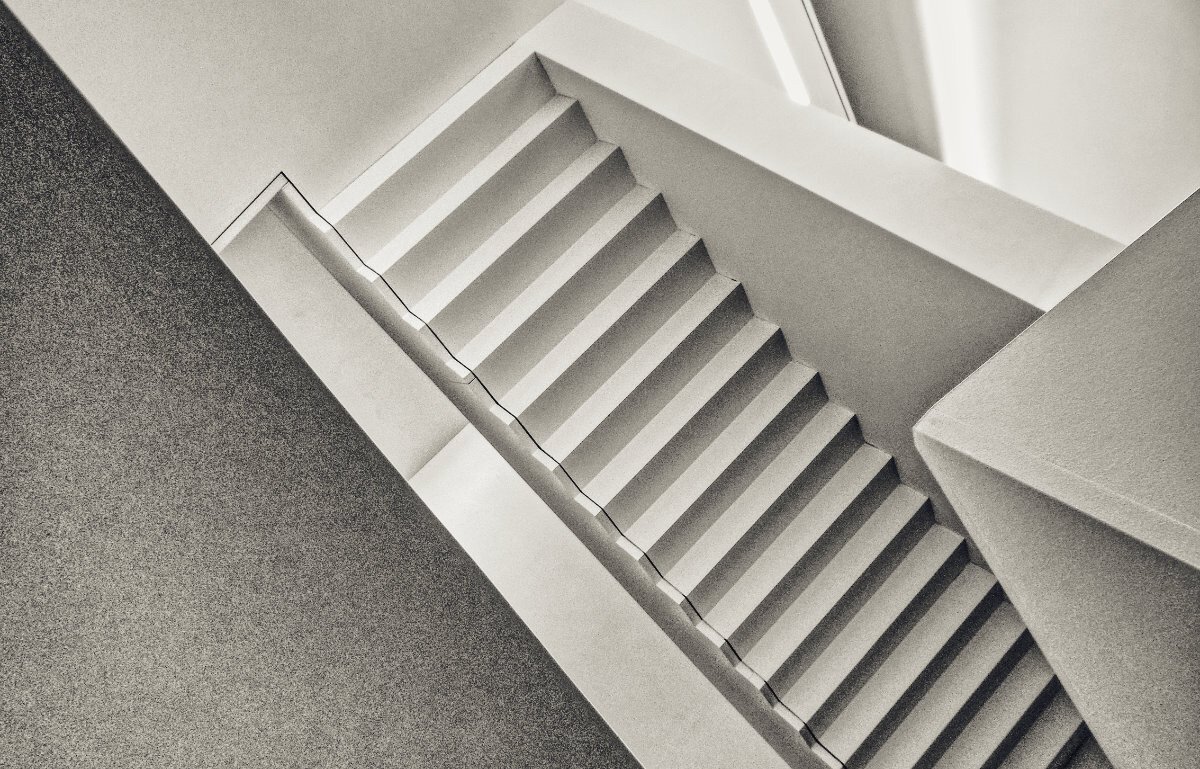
316,57,1102,769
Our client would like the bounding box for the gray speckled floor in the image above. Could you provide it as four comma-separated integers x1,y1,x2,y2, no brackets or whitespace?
0,7,640,768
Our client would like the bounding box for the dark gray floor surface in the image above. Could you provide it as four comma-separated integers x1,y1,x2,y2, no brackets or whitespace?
0,6,641,768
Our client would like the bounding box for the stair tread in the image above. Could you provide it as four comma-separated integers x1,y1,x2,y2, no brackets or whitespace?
335,81,1102,769
625,363,817,551
585,317,777,505
414,141,618,321
367,95,577,275
742,484,927,680
704,444,891,637
857,601,1030,769
782,524,965,721
931,647,1056,769
819,564,999,761
502,229,700,414
996,690,1085,769
543,273,738,460
457,185,660,369
664,401,855,595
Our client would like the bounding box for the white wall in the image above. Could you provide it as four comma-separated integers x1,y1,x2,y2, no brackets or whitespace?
815,0,1200,245
578,0,852,119
578,0,782,91
919,0,1200,244
7,0,562,240
527,5,1120,314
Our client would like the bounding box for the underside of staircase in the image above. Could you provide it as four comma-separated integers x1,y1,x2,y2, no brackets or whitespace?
295,56,1108,769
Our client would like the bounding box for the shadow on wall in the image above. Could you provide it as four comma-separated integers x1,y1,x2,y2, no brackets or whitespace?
809,0,942,158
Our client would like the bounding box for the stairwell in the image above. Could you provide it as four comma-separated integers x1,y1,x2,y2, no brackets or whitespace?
233,54,1112,769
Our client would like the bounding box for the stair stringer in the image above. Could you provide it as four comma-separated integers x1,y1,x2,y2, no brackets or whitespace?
254,173,1106,769
289,172,871,765
267,179,832,769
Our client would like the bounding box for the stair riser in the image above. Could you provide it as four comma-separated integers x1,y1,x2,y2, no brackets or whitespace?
288,46,1104,763
764,504,935,693
974,678,1060,769
995,688,1088,769
628,369,827,548
518,244,714,439
839,589,1011,769
301,54,1102,767
688,425,872,614
723,463,903,647
1047,728,1089,769
903,634,1035,769
603,336,789,527
383,102,596,303
431,150,637,349
802,543,970,728
559,286,752,481
649,407,850,577
337,55,557,256
473,196,677,392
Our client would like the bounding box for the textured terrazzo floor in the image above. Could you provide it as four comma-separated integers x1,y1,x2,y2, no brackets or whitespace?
0,6,640,768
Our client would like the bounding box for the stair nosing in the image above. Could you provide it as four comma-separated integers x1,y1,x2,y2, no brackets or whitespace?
781,525,967,721
584,318,778,505
929,648,1057,769
703,443,892,636
625,362,817,551
457,185,661,369
995,690,1085,769
817,565,1002,761
742,484,927,680
857,604,1029,769
413,140,620,321
367,94,577,275
501,229,701,414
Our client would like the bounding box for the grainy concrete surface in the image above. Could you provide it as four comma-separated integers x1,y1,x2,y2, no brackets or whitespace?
914,191,1200,769
0,6,640,768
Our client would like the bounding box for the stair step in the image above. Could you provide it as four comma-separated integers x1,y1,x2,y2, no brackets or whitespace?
328,55,557,255
740,485,929,681
817,564,1000,764
584,318,778,506
502,229,701,415
931,647,1057,769
996,690,1086,769
625,362,818,550
369,95,590,289
702,444,893,637
542,273,740,462
323,74,1102,769
601,346,792,529
663,402,856,596
781,525,967,725
475,197,677,399
457,185,662,370
856,601,1032,769
413,141,621,323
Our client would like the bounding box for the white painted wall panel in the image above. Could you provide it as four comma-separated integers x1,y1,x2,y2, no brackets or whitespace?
7,0,562,239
